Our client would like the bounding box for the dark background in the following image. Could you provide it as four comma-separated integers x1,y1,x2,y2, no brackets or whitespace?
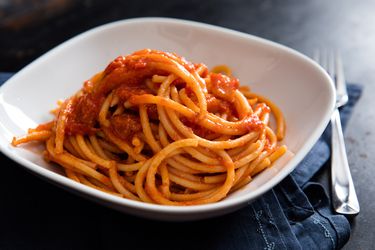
1,0,374,249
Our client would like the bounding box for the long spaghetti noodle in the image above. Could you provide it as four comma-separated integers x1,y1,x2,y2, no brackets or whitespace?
12,49,287,205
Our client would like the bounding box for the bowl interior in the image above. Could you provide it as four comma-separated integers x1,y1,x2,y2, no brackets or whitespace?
0,18,334,220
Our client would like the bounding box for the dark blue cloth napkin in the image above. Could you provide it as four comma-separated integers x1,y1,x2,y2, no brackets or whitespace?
0,73,362,250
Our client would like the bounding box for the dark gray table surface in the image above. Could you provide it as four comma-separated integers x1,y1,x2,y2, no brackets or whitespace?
0,0,374,249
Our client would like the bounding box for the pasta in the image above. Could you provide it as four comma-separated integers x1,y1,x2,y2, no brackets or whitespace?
12,49,287,205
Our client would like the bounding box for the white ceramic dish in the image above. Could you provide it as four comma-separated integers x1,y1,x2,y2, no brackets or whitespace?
0,17,335,221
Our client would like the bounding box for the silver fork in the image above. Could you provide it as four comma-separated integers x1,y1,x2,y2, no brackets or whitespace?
314,50,360,215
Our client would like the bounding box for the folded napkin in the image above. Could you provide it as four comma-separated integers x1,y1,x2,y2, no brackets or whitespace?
0,73,362,250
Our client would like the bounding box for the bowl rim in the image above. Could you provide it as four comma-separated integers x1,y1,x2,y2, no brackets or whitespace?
0,17,335,216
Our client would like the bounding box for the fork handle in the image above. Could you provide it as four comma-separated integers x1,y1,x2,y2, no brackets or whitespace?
331,108,360,215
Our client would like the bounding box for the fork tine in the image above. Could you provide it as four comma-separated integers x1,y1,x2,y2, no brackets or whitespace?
313,49,320,63
315,49,334,79
327,51,335,80
335,52,348,100
320,49,328,71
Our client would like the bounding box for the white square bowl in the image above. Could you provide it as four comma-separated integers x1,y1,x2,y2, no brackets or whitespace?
0,18,335,221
